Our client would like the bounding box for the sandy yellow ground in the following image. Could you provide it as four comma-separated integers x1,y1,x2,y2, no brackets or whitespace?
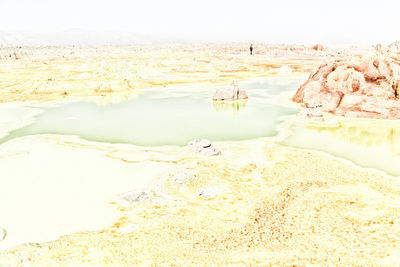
1,136,400,266
0,44,328,103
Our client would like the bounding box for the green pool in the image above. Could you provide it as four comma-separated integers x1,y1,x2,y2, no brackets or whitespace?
0,78,301,146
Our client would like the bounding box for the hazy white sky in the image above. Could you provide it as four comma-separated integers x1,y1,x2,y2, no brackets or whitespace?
0,0,399,44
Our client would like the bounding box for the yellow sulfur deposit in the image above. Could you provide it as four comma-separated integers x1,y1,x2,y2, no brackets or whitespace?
0,44,326,103
1,44,398,266
1,137,400,266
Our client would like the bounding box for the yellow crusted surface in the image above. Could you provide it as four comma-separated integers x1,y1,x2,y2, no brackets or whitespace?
0,44,322,103
1,139,400,266
0,44,396,266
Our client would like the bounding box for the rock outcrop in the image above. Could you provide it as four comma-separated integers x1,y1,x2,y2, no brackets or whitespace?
293,55,400,119
312,44,324,51
213,81,248,101
187,139,221,156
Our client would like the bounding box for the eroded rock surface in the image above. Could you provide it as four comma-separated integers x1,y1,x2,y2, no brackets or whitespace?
293,55,400,119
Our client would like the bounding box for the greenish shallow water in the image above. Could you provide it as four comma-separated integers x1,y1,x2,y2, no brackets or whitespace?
3,76,400,176
0,78,301,146
280,121,400,177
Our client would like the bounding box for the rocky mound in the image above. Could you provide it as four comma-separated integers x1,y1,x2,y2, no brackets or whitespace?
312,44,324,51
213,81,248,101
293,55,400,119
187,139,221,156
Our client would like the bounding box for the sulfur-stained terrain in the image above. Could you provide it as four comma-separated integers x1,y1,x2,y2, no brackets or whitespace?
2,43,400,266
0,43,356,103
1,136,400,266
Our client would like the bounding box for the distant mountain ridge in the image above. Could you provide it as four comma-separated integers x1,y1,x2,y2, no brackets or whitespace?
0,29,187,46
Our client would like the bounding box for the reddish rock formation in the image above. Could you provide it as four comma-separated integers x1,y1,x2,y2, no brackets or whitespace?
293,56,400,119
312,44,324,51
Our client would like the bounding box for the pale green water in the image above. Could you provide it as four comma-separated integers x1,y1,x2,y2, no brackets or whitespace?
281,121,400,177
4,77,400,176
0,78,301,146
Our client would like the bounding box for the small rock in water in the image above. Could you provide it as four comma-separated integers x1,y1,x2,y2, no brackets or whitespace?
198,186,221,199
0,228,6,241
187,139,221,156
213,80,248,101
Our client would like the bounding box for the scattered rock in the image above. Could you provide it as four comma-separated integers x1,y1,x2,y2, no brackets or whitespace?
115,188,172,207
117,190,153,205
213,81,248,101
293,55,400,119
171,169,196,184
187,139,221,156
0,228,6,241
198,186,221,199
